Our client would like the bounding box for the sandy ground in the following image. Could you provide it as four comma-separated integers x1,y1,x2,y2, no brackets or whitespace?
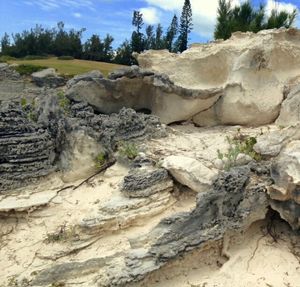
0,124,299,286
135,219,300,287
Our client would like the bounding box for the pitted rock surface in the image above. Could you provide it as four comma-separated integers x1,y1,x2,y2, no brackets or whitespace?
0,103,55,191
122,168,172,198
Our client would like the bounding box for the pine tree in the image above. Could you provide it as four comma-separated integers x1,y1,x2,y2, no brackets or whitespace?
131,10,145,53
114,40,134,65
165,15,178,52
214,0,232,40
1,33,11,55
214,0,297,40
177,0,193,53
155,24,164,49
145,25,155,50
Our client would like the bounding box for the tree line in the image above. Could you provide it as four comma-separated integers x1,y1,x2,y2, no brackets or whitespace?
0,0,297,65
0,0,192,65
215,0,297,40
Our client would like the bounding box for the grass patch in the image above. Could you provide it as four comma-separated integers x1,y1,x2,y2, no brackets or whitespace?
13,64,48,75
94,152,107,169
118,142,139,160
58,55,74,60
8,57,126,77
24,55,48,60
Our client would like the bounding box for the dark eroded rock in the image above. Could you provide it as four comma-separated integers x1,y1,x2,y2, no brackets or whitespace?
0,103,55,191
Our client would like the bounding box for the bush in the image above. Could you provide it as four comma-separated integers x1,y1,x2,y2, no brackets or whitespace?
57,56,74,60
23,55,48,60
0,55,16,62
217,131,262,170
14,64,48,75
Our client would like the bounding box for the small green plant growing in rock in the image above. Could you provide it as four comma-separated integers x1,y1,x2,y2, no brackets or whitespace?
20,98,38,122
118,141,139,160
20,97,27,108
57,90,70,114
94,152,107,169
217,132,262,170
45,224,78,243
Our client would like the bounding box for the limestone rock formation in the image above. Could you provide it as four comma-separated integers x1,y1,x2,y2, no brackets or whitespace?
162,155,218,193
66,67,222,124
276,83,300,126
269,141,300,229
137,29,300,126
31,68,65,88
0,103,55,191
29,164,271,286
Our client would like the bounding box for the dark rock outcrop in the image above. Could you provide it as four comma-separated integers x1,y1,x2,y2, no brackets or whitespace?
0,103,55,191
31,68,65,88
122,168,171,198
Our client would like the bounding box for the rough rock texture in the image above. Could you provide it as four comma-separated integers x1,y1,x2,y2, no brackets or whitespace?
122,167,173,198
0,103,55,191
66,67,222,124
162,155,218,192
269,141,300,229
68,102,167,150
137,29,300,126
29,164,271,286
0,95,167,191
276,83,300,126
31,68,65,88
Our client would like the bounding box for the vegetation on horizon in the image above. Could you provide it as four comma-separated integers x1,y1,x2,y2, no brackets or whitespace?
7,57,125,77
215,0,297,40
0,0,193,66
0,0,297,67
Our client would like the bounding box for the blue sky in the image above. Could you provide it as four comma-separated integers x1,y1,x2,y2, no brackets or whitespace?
0,0,300,48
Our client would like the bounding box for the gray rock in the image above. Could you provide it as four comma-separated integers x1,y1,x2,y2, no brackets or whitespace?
31,68,65,88
0,103,55,191
122,168,172,198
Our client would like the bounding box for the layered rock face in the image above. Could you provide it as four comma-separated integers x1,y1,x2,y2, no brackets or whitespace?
66,68,222,124
137,29,300,126
0,103,55,191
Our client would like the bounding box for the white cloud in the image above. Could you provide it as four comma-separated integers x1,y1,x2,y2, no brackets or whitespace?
73,12,82,18
265,0,297,15
23,0,94,11
145,0,241,38
140,7,160,24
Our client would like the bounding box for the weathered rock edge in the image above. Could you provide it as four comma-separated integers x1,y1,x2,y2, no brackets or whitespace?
31,164,271,286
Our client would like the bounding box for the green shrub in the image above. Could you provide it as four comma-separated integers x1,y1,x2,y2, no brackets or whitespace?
118,141,139,160
57,91,70,114
23,55,48,60
217,132,262,170
14,64,47,75
0,55,16,62
94,152,107,169
58,55,74,60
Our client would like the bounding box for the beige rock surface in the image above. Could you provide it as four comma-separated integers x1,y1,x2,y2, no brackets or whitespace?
137,29,300,126
162,155,218,192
